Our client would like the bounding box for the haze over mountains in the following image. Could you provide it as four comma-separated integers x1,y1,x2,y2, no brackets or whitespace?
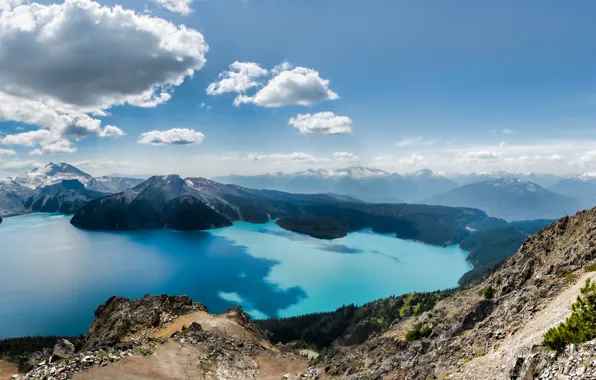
425,177,583,221
217,166,595,219
1,163,594,222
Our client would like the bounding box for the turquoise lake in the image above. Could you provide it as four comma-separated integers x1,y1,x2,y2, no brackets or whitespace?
0,213,472,339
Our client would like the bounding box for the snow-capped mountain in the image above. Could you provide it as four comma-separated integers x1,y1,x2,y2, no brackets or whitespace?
11,162,145,192
0,163,147,216
425,177,583,221
25,180,106,214
215,166,458,202
446,171,564,188
15,162,92,189
86,176,145,193
0,179,33,217
549,172,596,207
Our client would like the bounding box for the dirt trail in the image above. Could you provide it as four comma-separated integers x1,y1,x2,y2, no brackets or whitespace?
74,311,313,380
154,311,266,346
452,272,596,379
0,360,17,380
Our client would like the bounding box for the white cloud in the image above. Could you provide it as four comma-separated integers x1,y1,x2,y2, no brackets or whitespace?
200,103,212,110
1,130,55,147
333,152,359,161
138,128,205,145
0,0,25,11
397,154,425,166
462,151,501,160
29,140,77,155
0,0,207,143
289,112,353,135
395,137,437,148
502,129,514,135
153,0,193,15
231,66,338,107
248,152,330,164
206,62,268,96
580,151,596,163
100,125,125,137
0,159,41,172
0,148,16,156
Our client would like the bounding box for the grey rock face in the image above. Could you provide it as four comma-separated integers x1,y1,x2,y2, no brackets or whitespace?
50,339,75,363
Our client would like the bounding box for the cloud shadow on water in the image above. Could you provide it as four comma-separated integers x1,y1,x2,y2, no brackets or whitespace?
127,230,308,318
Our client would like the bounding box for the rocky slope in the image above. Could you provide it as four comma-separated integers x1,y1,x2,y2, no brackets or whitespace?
24,180,107,214
311,208,596,379
0,179,32,217
9,295,321,380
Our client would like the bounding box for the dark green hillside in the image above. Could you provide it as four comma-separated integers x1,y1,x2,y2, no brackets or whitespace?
255,290,453,350
458,219,555,284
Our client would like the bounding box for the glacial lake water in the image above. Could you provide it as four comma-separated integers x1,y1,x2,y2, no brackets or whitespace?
0,213,472,339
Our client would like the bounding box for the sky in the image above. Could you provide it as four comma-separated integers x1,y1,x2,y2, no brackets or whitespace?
1,0,596,178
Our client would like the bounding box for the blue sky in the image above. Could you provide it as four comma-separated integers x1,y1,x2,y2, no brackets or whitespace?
1,0,596,177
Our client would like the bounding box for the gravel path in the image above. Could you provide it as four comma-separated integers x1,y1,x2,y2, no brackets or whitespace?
451,272,596,379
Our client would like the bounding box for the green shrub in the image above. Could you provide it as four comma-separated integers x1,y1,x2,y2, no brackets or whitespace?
543,278,596,352
483,286,494,300
586,263,596,272
405,323,432,342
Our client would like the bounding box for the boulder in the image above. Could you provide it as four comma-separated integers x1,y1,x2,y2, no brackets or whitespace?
50,339,75,363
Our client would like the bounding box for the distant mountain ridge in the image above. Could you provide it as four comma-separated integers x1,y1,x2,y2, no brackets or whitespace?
215,166,576,203
215,166,459,203
0,163,145,216
549,172,596,208
71,173,501,247
425,177,583,221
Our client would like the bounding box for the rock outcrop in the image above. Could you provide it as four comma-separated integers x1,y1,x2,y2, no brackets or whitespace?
83,294,207,350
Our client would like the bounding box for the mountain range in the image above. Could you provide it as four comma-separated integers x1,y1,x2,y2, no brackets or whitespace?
215,166,596,207
71,174,498,246
425,177,584,221
0,163,144,217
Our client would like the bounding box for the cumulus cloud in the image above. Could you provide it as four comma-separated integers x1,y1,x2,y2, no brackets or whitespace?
235,67,339,107
208,62,339,108
138,128,205,145
153,0,193,15
100,125,125,137
334,152,359,161
206,62,268,96
1,130,55,147
0,148,16,156
29,140,77,155
248,152,330,164
289,112,353,135
0,0,207,145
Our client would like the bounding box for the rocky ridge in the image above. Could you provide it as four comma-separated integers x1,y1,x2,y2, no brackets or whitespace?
10,295,321,380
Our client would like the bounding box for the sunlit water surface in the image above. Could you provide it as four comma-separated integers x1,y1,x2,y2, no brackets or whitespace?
0,213,471,338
